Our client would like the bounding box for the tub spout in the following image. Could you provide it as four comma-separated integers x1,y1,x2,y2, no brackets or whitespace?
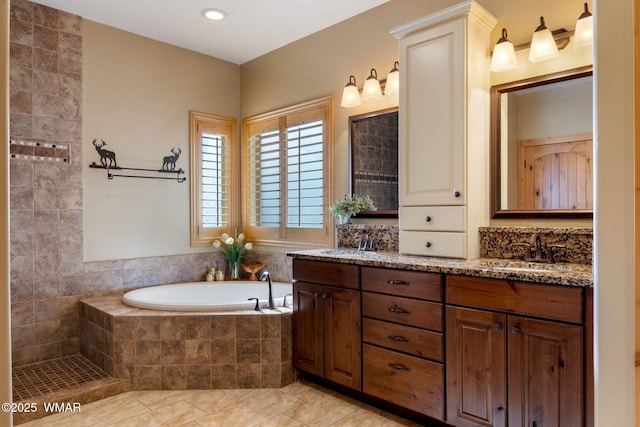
259,271,276,310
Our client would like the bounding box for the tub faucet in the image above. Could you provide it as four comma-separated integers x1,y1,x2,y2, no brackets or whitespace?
259,271,276,310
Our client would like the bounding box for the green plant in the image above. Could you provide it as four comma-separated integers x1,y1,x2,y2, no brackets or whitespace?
212,232,252,262
328,194,376,218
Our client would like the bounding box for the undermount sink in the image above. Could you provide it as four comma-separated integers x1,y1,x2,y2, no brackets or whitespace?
475,260,574,274
320,249,378,257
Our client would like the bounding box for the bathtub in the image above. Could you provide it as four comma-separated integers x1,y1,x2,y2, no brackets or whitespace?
122,280,292,311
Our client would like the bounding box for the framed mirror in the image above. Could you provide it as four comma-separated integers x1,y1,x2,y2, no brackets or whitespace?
490,66,593,219
349,107,398,218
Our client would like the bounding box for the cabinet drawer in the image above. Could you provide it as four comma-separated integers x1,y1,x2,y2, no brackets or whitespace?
399,206,465,231
446,275,584,324
362,293,442,331
363,317,442,362
293,259,359,289
399,231,466,258
361,267,442,302
363,344,444,419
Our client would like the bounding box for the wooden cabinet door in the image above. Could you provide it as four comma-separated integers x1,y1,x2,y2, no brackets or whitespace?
446,306,507,427
292,281,324,377
399,19,465,207
508,316,584,427
323,286,361,390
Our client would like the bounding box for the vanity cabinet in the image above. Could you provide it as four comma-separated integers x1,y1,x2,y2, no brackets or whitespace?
292,259,361,390
361,267,445,419
392,1,496,259
445,275,585,426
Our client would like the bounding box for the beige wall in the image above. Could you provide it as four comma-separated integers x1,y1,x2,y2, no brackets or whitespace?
1,0,13,425
82,21,240,261
594,0,636,424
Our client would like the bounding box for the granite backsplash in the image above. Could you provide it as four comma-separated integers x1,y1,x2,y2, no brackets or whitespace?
336,224,592,265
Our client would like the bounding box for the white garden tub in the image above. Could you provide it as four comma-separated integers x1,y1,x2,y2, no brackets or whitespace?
122,281,292,312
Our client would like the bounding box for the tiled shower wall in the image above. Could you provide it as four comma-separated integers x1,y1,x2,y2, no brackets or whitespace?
9,0,85,366
9,0,294,368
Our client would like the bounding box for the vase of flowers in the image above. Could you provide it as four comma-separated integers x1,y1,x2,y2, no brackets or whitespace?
328,194,376,224
212,232,253,280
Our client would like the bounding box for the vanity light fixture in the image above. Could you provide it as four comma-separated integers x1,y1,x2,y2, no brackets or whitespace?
529,16,560,63
361,69,383,102
341,62,399,107
384,62,400,96
490,28,518,72
340,75,362,108
573,3,594,49
202,8,227,21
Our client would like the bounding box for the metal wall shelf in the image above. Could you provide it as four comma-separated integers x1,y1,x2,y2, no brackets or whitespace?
89,163,186,183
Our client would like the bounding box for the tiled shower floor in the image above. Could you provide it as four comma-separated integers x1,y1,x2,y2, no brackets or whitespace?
12,354,129,424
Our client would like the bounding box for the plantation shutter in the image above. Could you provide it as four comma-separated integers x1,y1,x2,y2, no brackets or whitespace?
243,97,333,247
190,112,237,246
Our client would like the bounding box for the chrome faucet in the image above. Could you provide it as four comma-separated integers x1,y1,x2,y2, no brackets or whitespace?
355,231,377,251
259,271,276,309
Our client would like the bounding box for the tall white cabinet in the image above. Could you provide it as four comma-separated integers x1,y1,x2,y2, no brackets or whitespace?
392,0,496,259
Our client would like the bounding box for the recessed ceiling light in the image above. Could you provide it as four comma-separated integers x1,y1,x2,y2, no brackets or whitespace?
202,8,227,21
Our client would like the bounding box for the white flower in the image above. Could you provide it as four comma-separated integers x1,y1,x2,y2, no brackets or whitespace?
225,237,234,245
237,233,245,242
212,241,221,248
245,243,253,250
221,233,229,240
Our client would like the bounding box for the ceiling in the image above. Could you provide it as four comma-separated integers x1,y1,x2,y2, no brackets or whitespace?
29,0,390,65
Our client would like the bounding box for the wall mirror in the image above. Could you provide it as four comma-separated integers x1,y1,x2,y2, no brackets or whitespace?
490,66,593,219
349,107,398,218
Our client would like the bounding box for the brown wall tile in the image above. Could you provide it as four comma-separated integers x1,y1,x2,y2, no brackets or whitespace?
32,25,57,50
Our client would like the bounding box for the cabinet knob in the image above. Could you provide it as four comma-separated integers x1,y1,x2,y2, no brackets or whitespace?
425,216,432,222
454,190,461,198
425,242,432,248
497,406,504,412
322,293,330,299
510,326,521,335
493,323,503,332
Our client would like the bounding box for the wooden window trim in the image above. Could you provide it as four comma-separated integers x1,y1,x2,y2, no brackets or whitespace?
242,96,334,248
190,111,238,246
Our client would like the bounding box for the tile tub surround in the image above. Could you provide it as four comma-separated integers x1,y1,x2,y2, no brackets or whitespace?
79,297,295,390
336,224,399,251
479,226,593,264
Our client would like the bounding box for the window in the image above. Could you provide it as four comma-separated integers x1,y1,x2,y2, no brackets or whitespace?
190,111,237,246
242,97,334,247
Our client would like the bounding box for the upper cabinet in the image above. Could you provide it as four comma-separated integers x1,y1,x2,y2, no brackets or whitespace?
392,1,496,259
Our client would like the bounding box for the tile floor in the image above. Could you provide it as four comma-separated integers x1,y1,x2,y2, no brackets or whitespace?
17,380,422,426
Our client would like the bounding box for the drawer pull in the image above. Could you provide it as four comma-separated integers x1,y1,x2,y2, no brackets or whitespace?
425,242,432,248
388,306,410,314
388,335,410,343
387,280,409,286
389,363,411,371
425,216,432,222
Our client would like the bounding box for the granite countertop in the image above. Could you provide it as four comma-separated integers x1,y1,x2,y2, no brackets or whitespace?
287,249,593,287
